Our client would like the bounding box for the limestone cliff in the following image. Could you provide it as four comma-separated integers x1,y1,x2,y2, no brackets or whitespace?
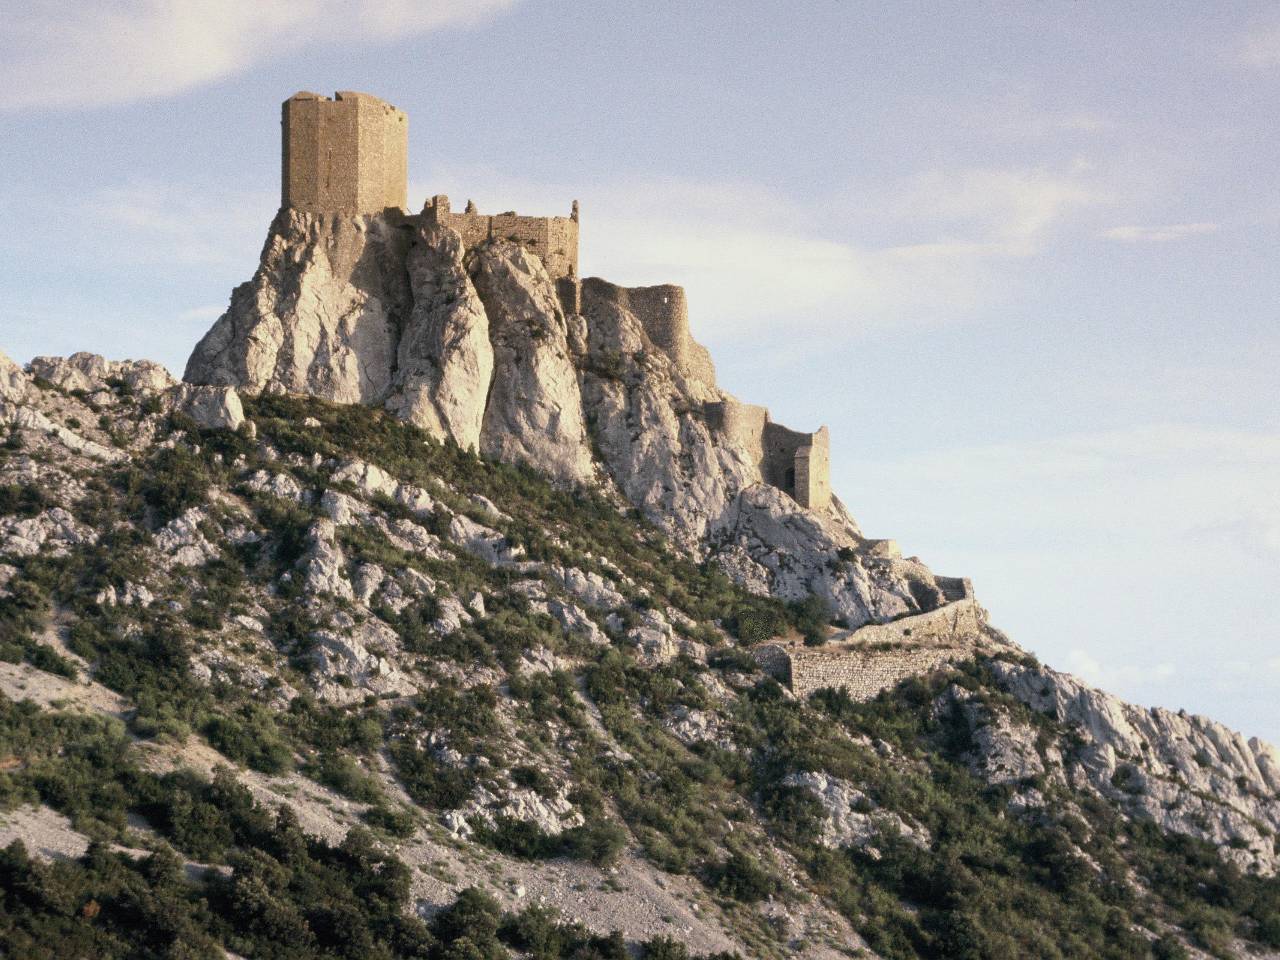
185,207,959,629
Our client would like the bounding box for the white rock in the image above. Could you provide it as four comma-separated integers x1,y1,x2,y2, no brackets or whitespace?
0,351,29,402
299,519,353,599
448,513,522,565
309,612,415,703
168,383,245,431
471,241,594,483
385,219,492,450
784,771,930,851
153,507,219,567
184,210,405,404
0,507,97,559
548,565,625,611
242,469,306,503
990,659,1280,874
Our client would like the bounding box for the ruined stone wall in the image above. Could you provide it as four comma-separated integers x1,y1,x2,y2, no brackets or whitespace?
763,421,832,508
282,91,407,215
579,280,715,386
422,196,579,282
788,643,970,699
623,285,688,360
704,400,767,474
751,599,984,700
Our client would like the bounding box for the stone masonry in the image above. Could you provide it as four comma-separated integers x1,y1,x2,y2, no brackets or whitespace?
283,91,408,214
423,195,580,283
580,279,716,387
753,598,984,699
704,399,831,509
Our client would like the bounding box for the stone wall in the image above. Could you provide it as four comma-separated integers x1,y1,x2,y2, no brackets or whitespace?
793,427,830,510
763,422,831,510
704,400,767,471
703,400,831,509
282,91,407,215
580,280,716,387
422,195,580,282
753,599,983,699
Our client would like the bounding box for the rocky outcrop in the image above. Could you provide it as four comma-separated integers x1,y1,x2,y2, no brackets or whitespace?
471,240,594,484
29,352,175,395
182,208,970,632
184,208,408,403
0,351,30,402
168,383,245,431
784,771,930,852
980,660,1280,875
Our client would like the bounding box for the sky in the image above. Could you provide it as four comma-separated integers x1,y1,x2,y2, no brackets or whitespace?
2,1,1278,740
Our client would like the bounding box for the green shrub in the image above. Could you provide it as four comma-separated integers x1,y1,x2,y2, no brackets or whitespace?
705,850,777,903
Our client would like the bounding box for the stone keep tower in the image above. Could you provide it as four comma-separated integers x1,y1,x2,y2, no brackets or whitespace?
282,91,408,215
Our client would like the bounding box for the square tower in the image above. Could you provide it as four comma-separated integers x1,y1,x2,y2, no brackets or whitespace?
282,91,408,215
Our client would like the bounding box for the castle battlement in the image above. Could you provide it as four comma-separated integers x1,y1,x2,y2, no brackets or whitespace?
276,90,830,512
421,194,580,284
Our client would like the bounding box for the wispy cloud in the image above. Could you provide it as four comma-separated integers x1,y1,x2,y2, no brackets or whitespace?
893,164,1104,246
1065,649,1176,691
178,305,226,323
84,183,274,265
417,161,1104,341
1101,222,1219,243
0,0,519,111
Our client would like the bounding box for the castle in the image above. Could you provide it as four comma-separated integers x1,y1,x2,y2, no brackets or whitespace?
281,91,831,510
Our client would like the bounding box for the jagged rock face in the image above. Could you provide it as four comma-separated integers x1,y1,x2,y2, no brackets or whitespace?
0,352,29,403
29,352,175,395
579,280,748,544
470,240,594,484
977,661,1280,875
184,208,408,403
385,220,492,449
181,209,966,630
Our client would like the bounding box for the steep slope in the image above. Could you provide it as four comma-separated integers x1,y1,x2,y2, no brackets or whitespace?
1,354,1278,959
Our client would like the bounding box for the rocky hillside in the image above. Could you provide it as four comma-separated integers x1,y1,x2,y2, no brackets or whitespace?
184,208,966,630
1,349,1278,959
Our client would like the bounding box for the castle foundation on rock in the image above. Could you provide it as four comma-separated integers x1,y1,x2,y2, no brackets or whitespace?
269,90,836,510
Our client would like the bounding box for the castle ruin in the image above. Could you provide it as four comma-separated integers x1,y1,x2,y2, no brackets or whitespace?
705,400,831,510
278,90,832,511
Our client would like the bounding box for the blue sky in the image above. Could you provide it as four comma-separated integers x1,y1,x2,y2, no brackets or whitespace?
3,1,1278,739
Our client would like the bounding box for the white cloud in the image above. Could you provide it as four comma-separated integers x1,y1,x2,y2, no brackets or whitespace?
860,424,1280,548
0,0,519,110
1240,24,1280,67
1101,222,1219,243
1064,649,1176,690
893,165,1104,244
415,163,1102,342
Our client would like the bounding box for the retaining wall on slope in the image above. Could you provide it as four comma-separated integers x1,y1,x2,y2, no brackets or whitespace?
753,598,983,699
